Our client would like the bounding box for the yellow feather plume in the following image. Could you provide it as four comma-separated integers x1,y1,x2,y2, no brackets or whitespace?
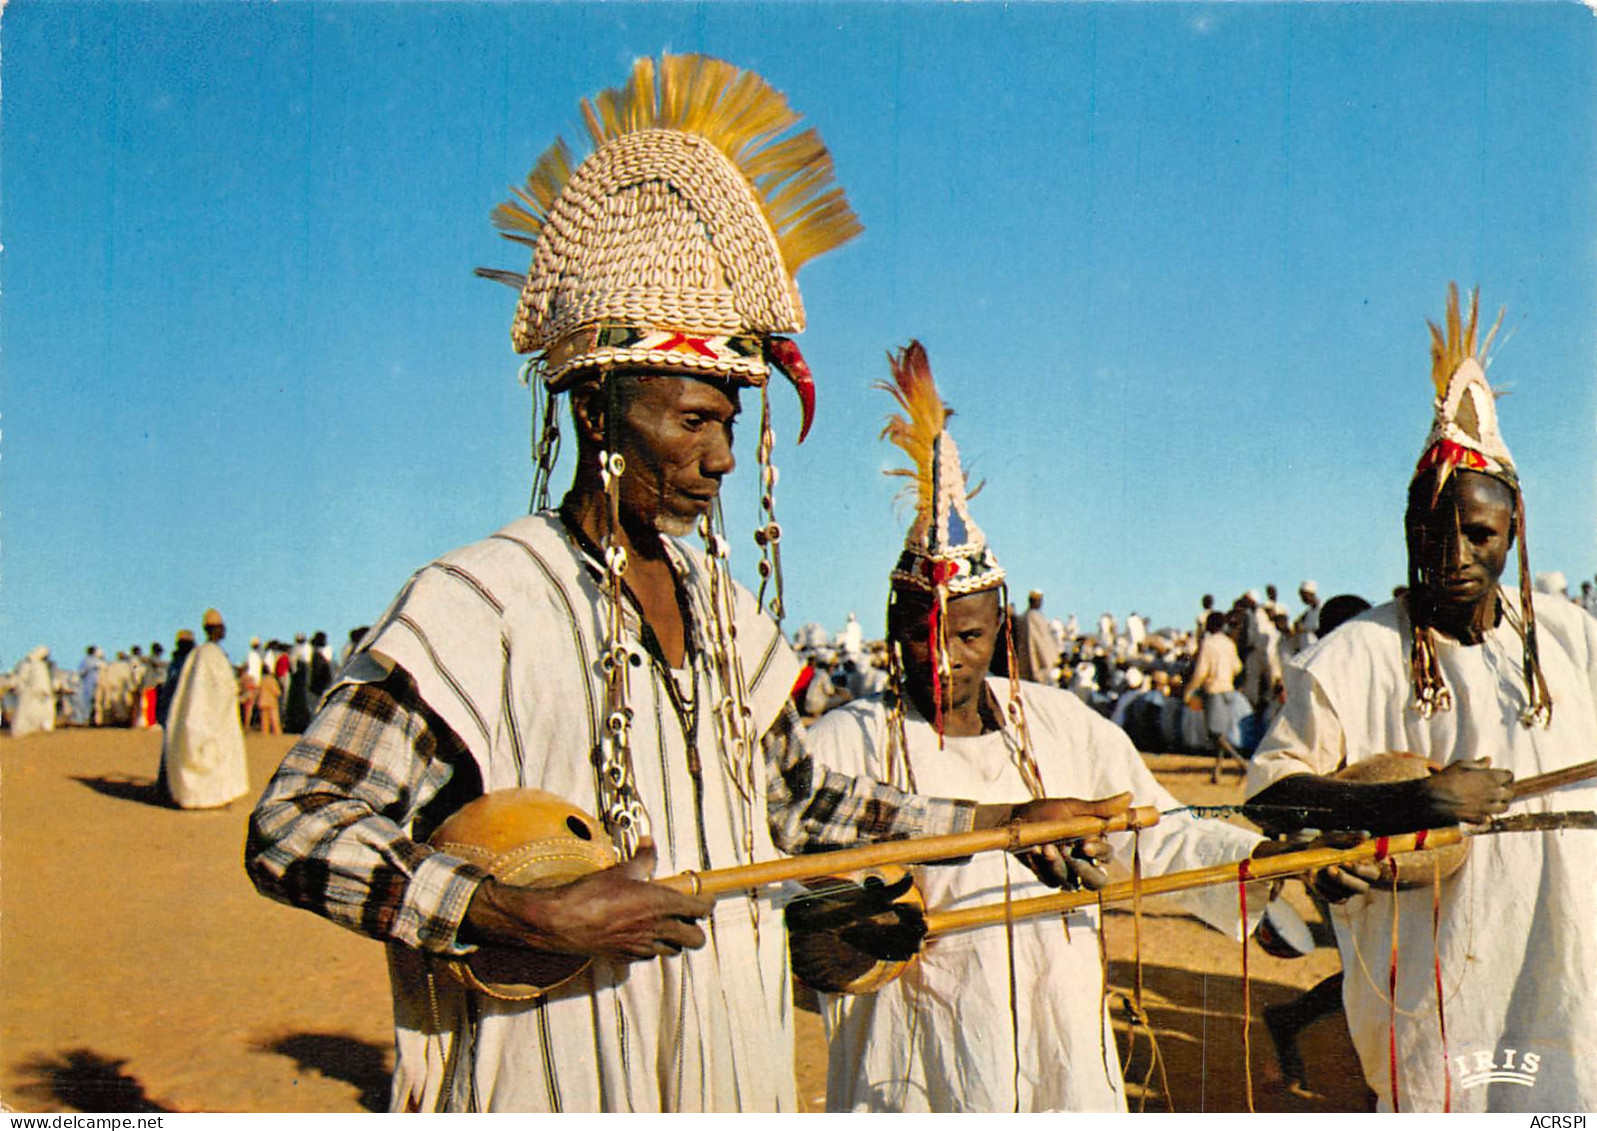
876,341,949,516
491,54,861,278
1426,282,1504,394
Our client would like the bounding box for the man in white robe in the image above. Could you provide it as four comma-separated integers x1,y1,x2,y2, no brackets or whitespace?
247,60,1099,1113
1068,660,1098,705
1250,588,1597,1112
810,649,1264,1111
796,343,1264,1112
10,646,57,738
163,609,249,809
840,612,865,656
1296,580,1322,647
1247,287,1597,1112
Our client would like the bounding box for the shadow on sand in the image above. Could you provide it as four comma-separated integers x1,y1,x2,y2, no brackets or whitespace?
71,775,171,809
254,1032,391,1112
11,1049,175,1112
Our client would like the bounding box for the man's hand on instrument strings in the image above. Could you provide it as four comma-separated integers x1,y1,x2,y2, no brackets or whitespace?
1007,792,1132,891
462,837,712,963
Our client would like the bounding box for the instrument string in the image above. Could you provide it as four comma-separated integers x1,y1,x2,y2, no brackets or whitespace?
1432,850,1450,1113
1003,859,1022,1113
1237,858,1255,1113
1387,856,1402,1113
1094,886,1111,1100
1163,801,1341,824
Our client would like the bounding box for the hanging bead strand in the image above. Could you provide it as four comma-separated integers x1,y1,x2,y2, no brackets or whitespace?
753,385,787,623
594,377,648,856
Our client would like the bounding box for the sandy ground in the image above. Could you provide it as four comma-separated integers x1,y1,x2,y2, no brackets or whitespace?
1,728,1373,1113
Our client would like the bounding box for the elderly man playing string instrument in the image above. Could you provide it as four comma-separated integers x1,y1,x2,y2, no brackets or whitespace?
247,57,1119,1114
797,343,1268,1112
1246,286,1597,1112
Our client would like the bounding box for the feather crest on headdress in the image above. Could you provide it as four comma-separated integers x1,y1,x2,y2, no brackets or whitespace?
1426,283,1504,396
490,54,861,280
1416,282,1514,499
876,340,949,515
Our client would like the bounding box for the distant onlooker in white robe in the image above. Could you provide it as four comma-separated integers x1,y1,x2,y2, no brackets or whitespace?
1295,580,1322,646
840,612,864,656
1067,661,1098,706
162,609,249,809
10,647,57,737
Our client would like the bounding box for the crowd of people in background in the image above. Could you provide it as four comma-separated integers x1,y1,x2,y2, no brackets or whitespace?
788,569,1597,777
1,623,371,739
7,572,1597,755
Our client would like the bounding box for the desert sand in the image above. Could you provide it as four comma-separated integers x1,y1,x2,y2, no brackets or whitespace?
1,728,1372,1113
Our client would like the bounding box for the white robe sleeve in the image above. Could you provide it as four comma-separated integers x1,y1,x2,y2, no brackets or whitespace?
1246,661,1347,798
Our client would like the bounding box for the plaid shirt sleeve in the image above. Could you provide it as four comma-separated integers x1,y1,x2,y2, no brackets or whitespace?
245,669,490,956
764,702,976,853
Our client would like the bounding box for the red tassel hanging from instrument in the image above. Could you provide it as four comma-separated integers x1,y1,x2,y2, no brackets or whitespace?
927,596,944,741
1380,839,1403,1112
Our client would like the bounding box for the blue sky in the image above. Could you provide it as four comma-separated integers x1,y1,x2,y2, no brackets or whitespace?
4,2,1595,664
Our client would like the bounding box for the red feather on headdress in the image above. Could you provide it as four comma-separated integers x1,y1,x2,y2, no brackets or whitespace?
876,340,948,516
